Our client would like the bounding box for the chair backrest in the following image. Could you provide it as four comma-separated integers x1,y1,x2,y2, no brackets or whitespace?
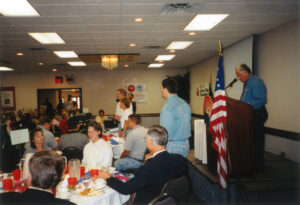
62,146,83,161
149,193,177,205
161,175,189,203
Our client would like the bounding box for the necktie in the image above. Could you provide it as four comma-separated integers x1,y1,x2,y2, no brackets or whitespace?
240,84,245,100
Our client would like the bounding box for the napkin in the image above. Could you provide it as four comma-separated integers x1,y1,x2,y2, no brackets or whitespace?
109,138,119,145
56,174,69,199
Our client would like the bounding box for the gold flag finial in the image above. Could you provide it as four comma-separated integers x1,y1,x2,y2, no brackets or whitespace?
218,40,223,56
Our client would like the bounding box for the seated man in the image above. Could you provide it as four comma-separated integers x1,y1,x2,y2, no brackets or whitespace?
58,122,89,152
38,117,58,150
0,151,74,205
114,114,147,171
100,125,187,205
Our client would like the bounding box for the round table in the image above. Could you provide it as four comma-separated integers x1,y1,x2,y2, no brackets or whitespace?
69,186,129,205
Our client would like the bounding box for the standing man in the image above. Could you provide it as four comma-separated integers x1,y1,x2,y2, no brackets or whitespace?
160,77,191,157
235,64,268,171
114,114,147,171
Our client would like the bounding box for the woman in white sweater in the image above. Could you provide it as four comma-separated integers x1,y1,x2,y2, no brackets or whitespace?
82,121,113,170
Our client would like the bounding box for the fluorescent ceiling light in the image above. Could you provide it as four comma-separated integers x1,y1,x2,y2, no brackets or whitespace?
0,67,14,71
148,63,164,68
68,61,86,66
155,55,175,61
184,14,229,31
54,51,78,58
28,33,65,44
166,41,193,50
0,0,40,16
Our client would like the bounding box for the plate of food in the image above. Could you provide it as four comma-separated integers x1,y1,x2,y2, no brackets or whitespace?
78,188,104,197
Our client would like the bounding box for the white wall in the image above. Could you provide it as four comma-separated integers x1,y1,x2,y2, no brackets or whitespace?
256,19,300,162
257,19,300,133
0,68,186,115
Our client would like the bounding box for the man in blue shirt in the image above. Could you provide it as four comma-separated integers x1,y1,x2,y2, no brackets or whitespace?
236,64,268,171
159,77,191,157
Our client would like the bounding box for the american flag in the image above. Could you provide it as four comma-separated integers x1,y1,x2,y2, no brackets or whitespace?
209,51,228,189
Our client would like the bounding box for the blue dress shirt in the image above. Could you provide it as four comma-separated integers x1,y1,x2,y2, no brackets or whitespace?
160,94,191,141
241,75,267,110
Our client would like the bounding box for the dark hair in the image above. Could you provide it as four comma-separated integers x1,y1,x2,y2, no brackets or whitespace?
99,109,105,115
117,88,127,97
238,64,251,74
39,117,51,125
30,128,43,149
162,77,178,94
147,125,168,146
120,98,130,109
29,151,65,189
128,114,141,125
88,121,102,138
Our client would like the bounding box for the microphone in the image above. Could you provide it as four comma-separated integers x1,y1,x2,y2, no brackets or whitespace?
225,78,237,89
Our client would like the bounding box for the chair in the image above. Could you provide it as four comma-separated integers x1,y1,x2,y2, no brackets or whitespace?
149,193,177,205
160,176,189,204
62,146,83,161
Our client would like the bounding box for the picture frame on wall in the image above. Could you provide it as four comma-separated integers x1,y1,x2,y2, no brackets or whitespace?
0,87,16,111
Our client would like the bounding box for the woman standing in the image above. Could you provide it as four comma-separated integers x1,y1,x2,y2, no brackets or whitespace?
82,121,113,170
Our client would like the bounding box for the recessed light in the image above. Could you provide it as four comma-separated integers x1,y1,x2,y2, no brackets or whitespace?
28,33,65,44
0,0,40,16
16,52,24,56
38,62,44,66
54,51,78,58
124,64,129,68
166,41,193,50
67,61,86,66
188,32,197,36
169,49,176,53
148,63,164,68
155,55,175,61
184,14,229,31
0,67,14,71
129,43,136,47
52,68,58,72
134,18,144,23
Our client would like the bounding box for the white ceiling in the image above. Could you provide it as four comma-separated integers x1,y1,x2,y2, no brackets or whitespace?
0,0,299,72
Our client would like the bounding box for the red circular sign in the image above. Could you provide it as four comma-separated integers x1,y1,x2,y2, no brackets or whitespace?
127,85,135,92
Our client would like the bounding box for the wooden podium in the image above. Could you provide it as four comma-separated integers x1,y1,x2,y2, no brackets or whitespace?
207,97,255,177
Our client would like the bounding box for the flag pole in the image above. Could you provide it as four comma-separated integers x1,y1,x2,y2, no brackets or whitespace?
218,40,223,56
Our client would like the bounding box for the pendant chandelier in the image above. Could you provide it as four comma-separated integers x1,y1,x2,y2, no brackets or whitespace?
101,55,119,70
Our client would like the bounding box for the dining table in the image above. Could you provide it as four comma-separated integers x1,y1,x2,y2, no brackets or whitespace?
67,185,130,205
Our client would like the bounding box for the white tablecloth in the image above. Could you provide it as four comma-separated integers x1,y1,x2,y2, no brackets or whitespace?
66,186,130,205
194,119,207,164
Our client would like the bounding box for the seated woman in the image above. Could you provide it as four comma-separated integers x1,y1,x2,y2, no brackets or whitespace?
82,121,113,170
95,109,108,128
24,128,51,156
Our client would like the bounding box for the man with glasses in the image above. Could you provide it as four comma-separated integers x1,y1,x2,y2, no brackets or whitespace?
235,64,268,172
100,125,187,204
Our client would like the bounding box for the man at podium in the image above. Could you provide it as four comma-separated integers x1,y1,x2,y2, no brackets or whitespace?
235,64,268,171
